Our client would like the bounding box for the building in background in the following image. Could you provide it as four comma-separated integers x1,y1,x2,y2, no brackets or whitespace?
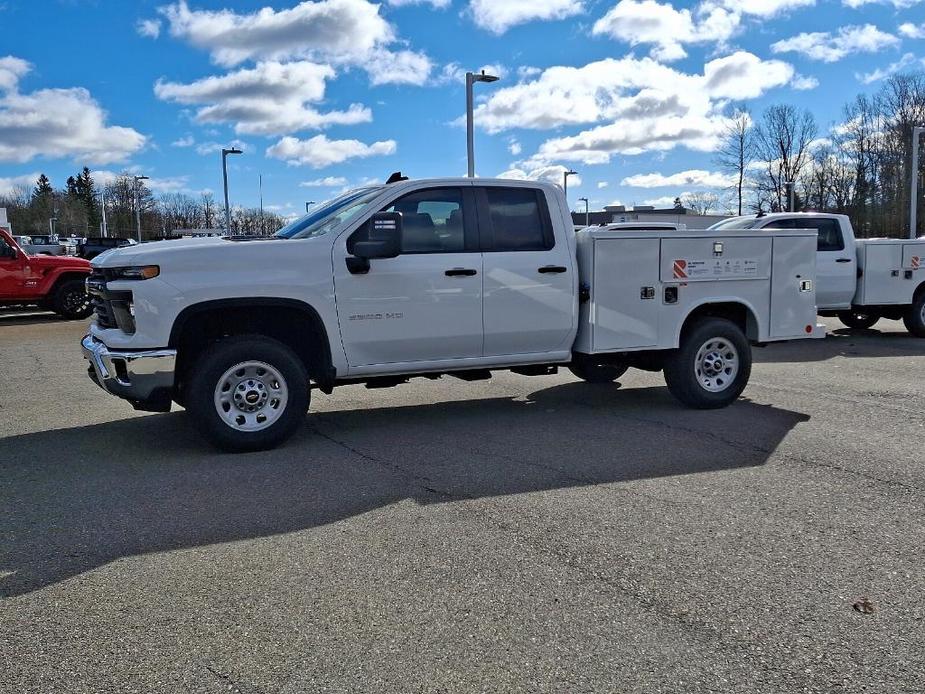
0,208,10,231
572,205,730,230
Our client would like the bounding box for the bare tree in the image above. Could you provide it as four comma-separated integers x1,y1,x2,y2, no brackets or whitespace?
753,105,818,212
715,108,755,215
684,191,720,215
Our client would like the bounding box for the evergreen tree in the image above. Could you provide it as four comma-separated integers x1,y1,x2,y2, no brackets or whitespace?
32,174,53,201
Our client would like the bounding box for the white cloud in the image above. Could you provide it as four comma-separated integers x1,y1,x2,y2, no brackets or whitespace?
469,0,583,35
857,53,923,83
899,22,925,39
621,169,737,188
0,57,146,164
0,172,40,197
508,139,522,155
597,181,609,189
641,193,692,207
155,61,371,135
136,18,162,38
592,0,812,61
772,24,899,62
195,139,248,156
157,0,433,84
267,134,396,168
792,74,819,90
498,164,582,187
386,0,450,6
471,52,791,165
299,176,348,187
843,0,921,7
147,175,191,193
171,135,195,147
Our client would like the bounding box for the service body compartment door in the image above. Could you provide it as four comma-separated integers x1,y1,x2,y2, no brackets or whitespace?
857,242,902,305
659,237,771,283
587,237,661,351
770,234,817,339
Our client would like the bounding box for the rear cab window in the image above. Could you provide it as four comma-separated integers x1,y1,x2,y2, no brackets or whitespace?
763,217,844,252
476,186,555,251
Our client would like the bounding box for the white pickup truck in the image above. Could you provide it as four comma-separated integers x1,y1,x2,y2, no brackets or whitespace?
711,213,925,335
82,177,821,451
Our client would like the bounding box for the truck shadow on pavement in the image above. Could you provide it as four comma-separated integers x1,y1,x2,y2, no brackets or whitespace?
0,383,809,598
755,327,925,364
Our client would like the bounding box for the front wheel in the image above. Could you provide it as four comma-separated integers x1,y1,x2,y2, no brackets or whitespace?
186,336,309,452
52,279,93,319
902,292,925,337
838,310,879,330
663,318,752,409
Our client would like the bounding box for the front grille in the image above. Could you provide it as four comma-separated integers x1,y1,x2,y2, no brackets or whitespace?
87,270,117,329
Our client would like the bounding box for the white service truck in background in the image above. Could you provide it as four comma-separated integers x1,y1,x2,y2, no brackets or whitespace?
712,213,925,335
82,177,822,452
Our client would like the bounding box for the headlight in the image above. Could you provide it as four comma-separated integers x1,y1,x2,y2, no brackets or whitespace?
110,265,160,280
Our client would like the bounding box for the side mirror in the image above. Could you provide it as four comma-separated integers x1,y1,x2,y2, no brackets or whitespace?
353,212,402,260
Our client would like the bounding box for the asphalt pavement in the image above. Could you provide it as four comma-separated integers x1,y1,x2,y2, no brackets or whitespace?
1,311,923,693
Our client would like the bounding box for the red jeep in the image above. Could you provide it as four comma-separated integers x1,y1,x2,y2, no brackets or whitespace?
0,226,93,319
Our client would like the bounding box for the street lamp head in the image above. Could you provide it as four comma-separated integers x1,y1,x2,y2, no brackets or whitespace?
565,170,577,176
134,175,149,181
578,197,588,203
223,147,243,156
468,70,499,84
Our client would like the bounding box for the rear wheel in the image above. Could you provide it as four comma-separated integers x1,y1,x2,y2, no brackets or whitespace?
186,336,309,452
838,310,879,330
663,318,751,409
568,358,628,384
902,292,925,337
52,279,92,319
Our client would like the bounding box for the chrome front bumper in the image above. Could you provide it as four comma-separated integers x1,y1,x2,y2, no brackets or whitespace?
81,334,177,404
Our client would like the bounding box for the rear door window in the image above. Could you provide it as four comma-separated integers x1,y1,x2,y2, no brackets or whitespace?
479,187,554,251
764,218,844,251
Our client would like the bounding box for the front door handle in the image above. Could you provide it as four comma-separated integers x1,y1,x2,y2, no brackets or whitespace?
538,265,568,274
836,258,853,263
445,268,477,277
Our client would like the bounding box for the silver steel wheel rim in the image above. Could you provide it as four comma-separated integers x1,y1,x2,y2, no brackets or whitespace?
213,361,289,432
694,337,739,393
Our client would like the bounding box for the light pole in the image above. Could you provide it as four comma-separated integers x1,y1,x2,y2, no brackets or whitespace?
578,197,589,227
911,126,923,239
133,175,149,242
305,201,316,213
98,191,108,237
466,70,499,178
563,169,577,202
222,147,243,232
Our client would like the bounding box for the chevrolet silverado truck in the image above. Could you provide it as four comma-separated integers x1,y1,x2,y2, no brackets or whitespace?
1,226,93,319
82,177,822,452
712,213,925,335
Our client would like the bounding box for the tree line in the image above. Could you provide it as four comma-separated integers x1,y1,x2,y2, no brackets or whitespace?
714,71,925,238
0,169,288,239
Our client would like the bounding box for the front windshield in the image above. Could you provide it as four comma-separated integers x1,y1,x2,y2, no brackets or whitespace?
710,217,760,230
275,187,385,239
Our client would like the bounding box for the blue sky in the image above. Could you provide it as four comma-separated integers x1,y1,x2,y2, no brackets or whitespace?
1,0,923,219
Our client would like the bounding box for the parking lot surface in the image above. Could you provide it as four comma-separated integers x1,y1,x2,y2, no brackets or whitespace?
1,312,923,693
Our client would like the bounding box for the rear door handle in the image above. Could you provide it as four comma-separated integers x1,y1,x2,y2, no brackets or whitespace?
445,268,477,277
836,258,853,263
538,265,568,274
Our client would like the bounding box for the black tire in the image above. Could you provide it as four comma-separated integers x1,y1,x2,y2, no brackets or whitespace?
568,359,628,384
837,310,879,330
52,279,93,319
186,335,309,452
663,318,752,409
902,292,925,337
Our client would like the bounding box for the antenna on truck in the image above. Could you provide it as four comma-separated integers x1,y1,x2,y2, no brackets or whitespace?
386,171,409,184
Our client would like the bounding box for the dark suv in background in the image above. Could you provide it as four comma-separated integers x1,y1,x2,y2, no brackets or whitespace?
77,237,137,260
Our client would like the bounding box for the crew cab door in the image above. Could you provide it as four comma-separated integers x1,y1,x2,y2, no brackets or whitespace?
0,234,25,297
763,217,856,309
333,186,484,368
477,185,575,356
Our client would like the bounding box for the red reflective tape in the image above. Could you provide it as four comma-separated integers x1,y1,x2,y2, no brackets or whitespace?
673,259,688,279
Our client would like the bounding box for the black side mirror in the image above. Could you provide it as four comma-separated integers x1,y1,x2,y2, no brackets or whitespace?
354,212,402,260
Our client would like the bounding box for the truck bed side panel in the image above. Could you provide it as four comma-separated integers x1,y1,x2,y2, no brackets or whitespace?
856,239,925,305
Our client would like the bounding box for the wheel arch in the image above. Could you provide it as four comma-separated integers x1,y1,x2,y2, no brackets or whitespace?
168,298,336,394
675,299,762,347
